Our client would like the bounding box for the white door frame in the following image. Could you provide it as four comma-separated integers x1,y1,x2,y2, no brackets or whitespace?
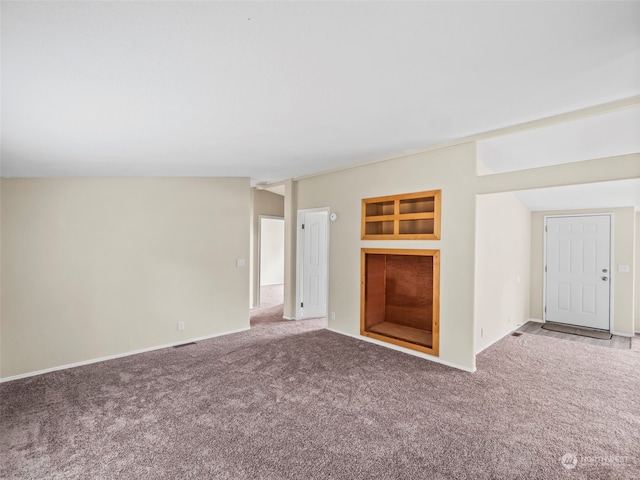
296,207,330,320
543,213,614,331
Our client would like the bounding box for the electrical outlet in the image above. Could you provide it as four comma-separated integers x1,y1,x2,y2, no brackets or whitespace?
331,312,336,320
177,321,185,331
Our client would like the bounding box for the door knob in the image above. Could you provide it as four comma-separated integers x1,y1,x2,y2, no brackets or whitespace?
602,276,608,281
602,268,608,273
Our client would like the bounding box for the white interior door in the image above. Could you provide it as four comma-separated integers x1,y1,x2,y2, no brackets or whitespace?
299,210,328,319
545,215,611,330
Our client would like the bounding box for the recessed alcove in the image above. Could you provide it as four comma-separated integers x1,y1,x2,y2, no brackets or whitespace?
361,190,441,240
361,248,440,356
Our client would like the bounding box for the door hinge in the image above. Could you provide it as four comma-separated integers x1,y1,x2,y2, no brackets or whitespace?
301,224,305,229
544,306,547,313
545,266,547,273
300,302,304,308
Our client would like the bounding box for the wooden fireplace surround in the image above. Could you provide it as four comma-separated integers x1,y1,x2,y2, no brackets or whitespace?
361,248,440,356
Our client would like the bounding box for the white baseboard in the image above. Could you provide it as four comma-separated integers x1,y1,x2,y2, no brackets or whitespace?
475,323,523,355
326,328,476,373
528,318,544,323
0,326,250,384
612,331,635,338
282,316,298,321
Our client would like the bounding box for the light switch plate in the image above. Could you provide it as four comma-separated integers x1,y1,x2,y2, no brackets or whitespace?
618,264,630,273
236,258,246,267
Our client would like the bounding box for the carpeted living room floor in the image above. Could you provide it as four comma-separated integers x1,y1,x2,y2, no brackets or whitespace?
1,294,639,479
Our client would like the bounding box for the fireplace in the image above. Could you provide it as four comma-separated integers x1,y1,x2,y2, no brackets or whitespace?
361,248,440,356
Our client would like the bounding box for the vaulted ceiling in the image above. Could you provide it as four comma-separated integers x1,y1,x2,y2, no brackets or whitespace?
2,1,639,184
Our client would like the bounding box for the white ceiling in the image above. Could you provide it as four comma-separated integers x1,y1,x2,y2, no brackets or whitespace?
1,1,640,186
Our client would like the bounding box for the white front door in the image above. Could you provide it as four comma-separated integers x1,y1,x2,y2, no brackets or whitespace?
300,210,328,319
545,215,611,330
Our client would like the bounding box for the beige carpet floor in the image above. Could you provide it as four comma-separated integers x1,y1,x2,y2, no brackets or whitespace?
1,305,639,479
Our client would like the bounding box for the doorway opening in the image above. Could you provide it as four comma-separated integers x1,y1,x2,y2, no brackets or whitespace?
258,216,284,307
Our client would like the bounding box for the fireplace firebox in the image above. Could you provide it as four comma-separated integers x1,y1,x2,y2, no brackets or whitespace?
361,248,440,356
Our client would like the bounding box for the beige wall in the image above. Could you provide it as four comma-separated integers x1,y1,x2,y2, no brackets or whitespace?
474,192,530,353
636,212,640,332
1,178,251,379
2,152,632,378
283,179,298,319
529,207,636,336
292,147,637,370
477,155,638,337
295,142,479,370
0,179,2,376
250,189,284,307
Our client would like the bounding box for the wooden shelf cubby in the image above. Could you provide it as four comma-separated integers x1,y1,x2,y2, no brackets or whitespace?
361,248,440,356
362,190,441,240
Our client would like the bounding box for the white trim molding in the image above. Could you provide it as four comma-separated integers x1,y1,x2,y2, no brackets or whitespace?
612,331,635,338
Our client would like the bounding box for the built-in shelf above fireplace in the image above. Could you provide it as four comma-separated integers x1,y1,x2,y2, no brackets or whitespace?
361,248,440,356
361,190,441,240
